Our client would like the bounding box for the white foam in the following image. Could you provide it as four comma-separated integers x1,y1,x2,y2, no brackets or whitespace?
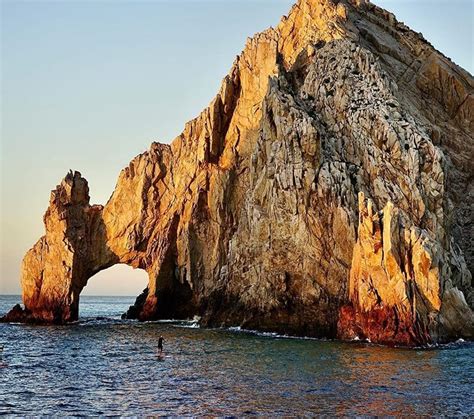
228,326,242,331
225,326,326,341
175,322,200,329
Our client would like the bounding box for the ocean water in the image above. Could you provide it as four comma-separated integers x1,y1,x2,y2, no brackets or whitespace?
0,295,473,416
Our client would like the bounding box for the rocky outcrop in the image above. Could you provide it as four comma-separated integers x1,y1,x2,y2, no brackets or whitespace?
4,0,473,345
15,171,116,323
338,193,473,345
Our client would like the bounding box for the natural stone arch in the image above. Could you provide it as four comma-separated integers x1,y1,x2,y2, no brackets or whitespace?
3,0,474,346
18,171,195,323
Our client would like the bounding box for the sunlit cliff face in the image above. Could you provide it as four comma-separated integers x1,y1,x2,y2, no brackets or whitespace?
4,0,474,346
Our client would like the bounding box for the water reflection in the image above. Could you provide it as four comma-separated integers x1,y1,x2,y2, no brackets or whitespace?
334,344,439,415
0,295,472,416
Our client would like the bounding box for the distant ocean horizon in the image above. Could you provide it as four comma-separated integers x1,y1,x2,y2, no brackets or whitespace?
1,294,473,416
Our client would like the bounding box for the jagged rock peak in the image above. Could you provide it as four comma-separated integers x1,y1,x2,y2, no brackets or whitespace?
50,170,90,206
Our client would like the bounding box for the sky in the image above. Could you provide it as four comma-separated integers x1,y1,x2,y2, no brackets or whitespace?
1,0,473,297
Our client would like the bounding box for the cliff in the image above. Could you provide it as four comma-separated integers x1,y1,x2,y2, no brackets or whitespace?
4,0,473,346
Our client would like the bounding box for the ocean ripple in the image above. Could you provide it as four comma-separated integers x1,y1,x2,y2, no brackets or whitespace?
0,295,473,416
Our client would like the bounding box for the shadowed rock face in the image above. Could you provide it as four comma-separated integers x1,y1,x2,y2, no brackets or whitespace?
4,0,473,345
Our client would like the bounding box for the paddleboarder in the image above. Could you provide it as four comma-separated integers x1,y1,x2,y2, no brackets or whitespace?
158,335,164,355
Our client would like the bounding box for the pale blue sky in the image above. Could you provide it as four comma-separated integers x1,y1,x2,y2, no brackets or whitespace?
1,0,472,296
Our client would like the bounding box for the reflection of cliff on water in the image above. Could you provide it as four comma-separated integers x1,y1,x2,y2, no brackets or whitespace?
336,343,441,416
1,290,472,416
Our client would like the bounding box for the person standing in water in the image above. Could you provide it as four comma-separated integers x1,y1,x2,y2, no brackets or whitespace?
158,335,164,355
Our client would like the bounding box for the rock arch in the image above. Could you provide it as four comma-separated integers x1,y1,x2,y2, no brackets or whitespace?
3,0,474,346
18,170,195,323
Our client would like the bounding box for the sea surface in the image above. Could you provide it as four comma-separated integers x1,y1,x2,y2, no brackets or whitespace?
0,294,473,416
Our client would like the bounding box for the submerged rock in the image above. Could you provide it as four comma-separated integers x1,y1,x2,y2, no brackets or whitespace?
4,0,473,346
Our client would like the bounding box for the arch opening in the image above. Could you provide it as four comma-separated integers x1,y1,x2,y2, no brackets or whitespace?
79,264,149,319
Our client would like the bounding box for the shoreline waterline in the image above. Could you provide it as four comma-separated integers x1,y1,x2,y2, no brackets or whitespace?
1,295,471,350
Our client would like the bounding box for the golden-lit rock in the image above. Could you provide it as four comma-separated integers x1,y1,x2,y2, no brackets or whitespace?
338,193,473,345
4,0,473,345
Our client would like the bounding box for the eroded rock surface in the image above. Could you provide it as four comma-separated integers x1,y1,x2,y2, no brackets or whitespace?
4,0,473,345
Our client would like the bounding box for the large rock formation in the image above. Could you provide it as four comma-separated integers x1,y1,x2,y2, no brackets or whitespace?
4,0,473,346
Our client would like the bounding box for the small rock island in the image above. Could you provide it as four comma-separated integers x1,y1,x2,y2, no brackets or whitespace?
4,0,473,347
